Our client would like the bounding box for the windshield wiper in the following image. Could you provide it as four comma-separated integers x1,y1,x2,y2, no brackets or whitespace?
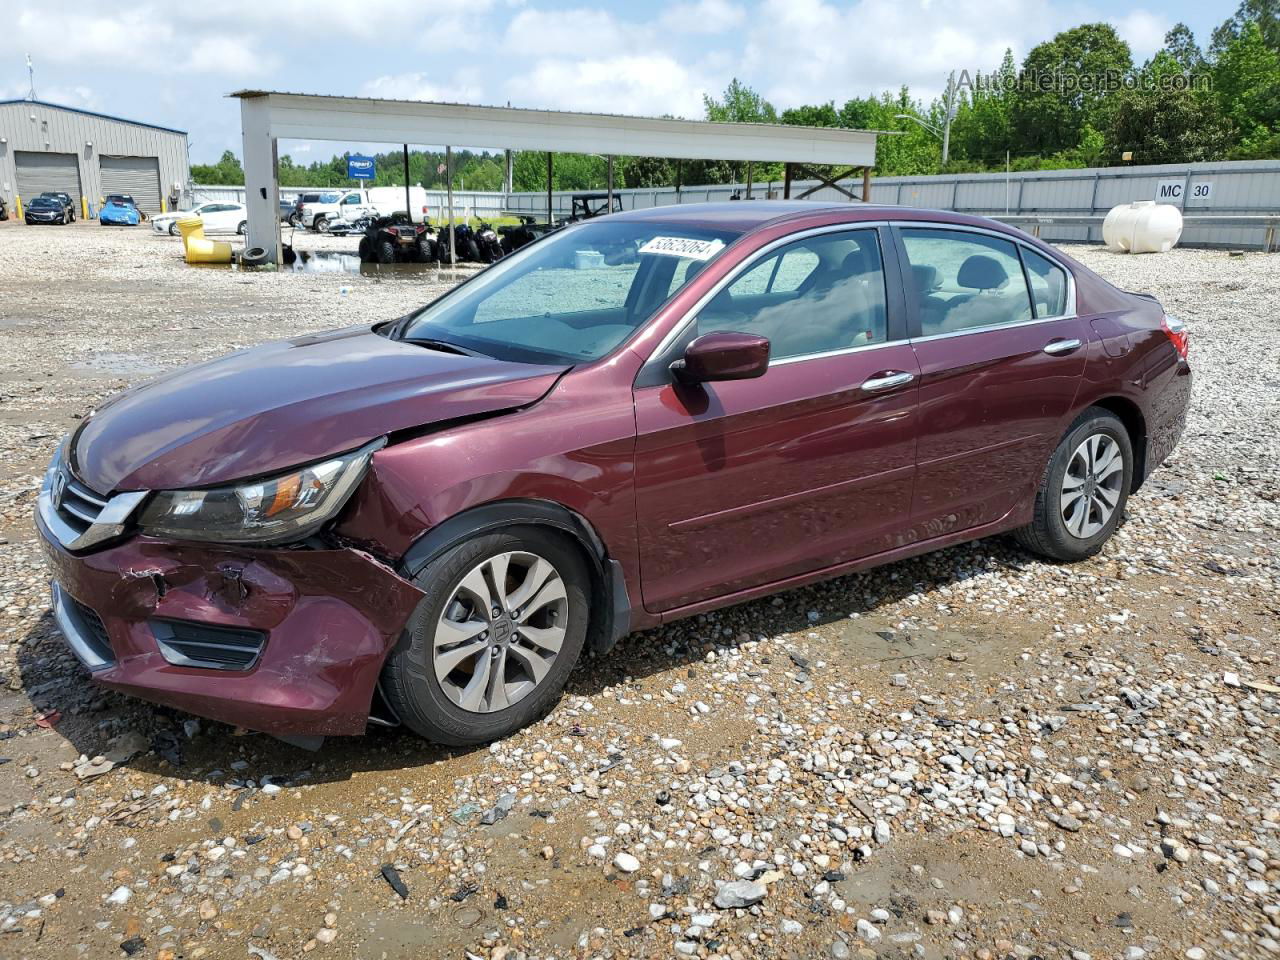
401,336,491,359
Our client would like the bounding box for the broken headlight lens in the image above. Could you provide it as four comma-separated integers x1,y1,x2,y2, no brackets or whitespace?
137,439,384,544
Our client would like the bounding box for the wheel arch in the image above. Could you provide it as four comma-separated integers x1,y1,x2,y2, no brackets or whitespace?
397,498,631,655
1088,395,1148,491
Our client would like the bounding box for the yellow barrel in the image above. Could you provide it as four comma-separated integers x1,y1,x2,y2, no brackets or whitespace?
184,236,233,264
176,216,204,244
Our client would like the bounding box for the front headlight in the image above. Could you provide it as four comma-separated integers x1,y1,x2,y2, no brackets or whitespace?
137,438,384,544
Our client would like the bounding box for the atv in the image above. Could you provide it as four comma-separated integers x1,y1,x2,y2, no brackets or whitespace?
497,214,560,256
566,192,623,222
435,222,481,264
474,221,503,263
357,214,436,264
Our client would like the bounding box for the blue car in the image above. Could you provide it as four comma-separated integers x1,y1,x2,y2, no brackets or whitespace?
100,194,141,226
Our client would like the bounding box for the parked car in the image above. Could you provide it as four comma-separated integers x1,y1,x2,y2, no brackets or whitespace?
151,202,248,236
301,187,432,232
25,196,70,224
38,191,76,222
99,196,141,226
280,197,296,223
35,202,1191,748
298,191,360,232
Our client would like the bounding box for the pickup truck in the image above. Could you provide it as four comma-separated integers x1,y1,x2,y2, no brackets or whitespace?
300,187,432,232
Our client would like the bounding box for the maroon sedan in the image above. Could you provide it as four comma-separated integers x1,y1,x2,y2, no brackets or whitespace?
36,202,1191,747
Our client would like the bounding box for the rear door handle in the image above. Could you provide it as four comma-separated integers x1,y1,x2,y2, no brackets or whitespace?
860,371,915,393
1043,338,1083,355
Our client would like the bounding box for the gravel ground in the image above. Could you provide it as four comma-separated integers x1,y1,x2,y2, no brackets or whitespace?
0,221,1277,960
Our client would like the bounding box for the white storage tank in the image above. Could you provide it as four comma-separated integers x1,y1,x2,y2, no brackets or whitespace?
1103,200,1183,254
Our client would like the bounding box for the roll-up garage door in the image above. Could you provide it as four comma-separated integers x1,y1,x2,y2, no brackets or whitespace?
99,156,162,213
15,151,82,205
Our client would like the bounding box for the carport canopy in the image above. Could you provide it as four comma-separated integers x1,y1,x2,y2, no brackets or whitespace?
231,90,887,264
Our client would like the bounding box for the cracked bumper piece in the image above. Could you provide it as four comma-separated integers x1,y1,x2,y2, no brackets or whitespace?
37,516,425,736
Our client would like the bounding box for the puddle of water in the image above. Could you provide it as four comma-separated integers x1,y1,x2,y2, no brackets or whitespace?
188,249,479,279
69,353,164,375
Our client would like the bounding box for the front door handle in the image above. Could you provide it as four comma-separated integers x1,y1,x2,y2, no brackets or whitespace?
860,370,915,393
1043,338,1083,355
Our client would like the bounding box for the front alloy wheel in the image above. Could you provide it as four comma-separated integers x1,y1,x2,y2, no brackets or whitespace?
382,527,589,745
434,552,567,713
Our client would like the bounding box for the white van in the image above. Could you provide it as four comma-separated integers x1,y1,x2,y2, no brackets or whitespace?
300,187,432,231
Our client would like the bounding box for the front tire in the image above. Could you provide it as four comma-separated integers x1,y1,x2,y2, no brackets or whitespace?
1015,408,1132,562
382,527,590,746
237,221,247,235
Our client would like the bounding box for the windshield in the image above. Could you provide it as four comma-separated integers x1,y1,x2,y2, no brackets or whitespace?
400,220,740,364
31,198,59,208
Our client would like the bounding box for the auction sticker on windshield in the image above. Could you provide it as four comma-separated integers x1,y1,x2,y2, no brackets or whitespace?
638,236,725,260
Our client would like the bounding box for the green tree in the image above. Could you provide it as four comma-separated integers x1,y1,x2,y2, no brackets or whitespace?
1013,24,1133,154
1107,82,1233,163
1210,0,1280,56
703,78,778,124
1162,23,1205,71
190,149,244,185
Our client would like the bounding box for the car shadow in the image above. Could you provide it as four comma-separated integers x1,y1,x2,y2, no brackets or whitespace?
13,533,1040,789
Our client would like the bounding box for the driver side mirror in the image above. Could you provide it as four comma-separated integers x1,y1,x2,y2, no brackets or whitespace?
670,332,770,385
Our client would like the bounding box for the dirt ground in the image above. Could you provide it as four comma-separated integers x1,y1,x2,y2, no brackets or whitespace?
0,219,1276,960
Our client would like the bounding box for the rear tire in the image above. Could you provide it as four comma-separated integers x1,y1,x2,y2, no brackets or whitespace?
314,216,329,233
382,526,590,746
1015,407,1133,562
375,238,397,264
357,237,373,262
237,221,247,235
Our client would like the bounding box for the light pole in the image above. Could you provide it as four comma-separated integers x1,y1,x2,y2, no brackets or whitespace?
895,70,958,165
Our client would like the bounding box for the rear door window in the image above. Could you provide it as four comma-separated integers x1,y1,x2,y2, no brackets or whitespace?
899,228,1033,336
1021,247,1070,318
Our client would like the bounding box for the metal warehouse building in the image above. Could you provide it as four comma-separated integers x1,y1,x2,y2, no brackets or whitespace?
0,99,189,217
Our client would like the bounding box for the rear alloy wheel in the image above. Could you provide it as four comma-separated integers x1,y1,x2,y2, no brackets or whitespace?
382,527,589,745
1015,407,1133,562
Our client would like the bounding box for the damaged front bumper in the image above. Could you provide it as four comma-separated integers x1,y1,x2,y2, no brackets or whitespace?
37,514,424,737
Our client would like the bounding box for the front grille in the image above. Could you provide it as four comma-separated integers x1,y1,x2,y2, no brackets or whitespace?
68,596,116,665
55,473,110,537
152,620,267,671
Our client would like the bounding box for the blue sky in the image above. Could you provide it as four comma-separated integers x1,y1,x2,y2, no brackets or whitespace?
5,0,1233,164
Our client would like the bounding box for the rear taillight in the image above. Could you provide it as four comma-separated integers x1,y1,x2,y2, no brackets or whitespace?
1162,314,1189,359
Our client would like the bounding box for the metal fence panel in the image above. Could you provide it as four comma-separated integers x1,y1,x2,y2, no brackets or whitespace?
501,158,1280,250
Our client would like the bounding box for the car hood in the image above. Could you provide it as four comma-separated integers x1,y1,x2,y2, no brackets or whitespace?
72,327,567,493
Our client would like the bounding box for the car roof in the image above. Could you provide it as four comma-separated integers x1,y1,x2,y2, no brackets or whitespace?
607,200,1015,238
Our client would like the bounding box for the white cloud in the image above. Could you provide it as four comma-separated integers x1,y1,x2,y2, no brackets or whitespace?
187,37,278,76
657,0,745,34
741,0,1054,106
360,72,486,104
502,8,631,56
1114,10,1171,61
509,54,710,118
